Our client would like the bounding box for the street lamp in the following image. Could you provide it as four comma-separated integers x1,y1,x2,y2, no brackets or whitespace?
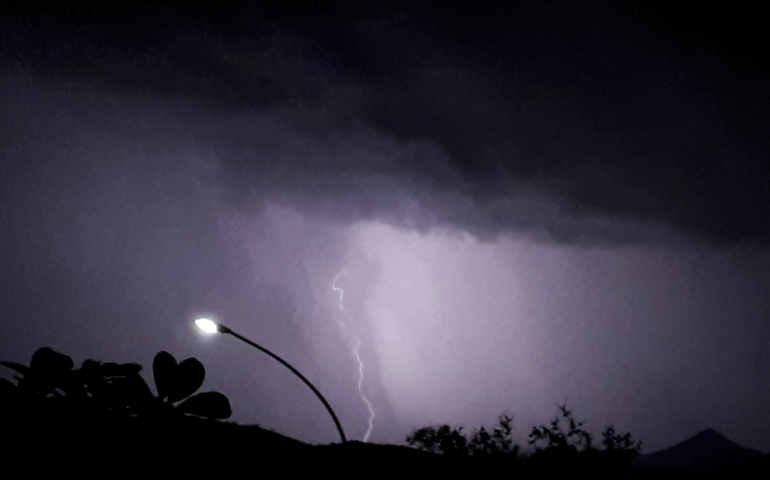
194,318,347,444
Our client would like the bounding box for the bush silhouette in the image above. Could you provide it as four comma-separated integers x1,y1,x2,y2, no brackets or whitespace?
407,414,519,457
407,404,641,472
1,347,231,420
526,404,641,472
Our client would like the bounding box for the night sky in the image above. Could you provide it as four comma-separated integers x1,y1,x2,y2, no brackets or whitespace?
1,2,769,451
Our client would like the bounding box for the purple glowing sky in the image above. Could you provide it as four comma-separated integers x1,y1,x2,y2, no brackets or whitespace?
1,2,769,452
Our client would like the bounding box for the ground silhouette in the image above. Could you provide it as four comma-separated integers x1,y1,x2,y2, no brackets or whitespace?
2,347,769,477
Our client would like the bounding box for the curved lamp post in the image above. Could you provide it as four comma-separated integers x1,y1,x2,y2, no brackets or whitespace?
194,318,347,444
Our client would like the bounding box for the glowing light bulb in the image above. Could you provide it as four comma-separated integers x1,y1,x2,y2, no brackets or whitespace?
195,318,219,334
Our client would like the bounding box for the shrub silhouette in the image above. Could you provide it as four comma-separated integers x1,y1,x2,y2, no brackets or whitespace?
407,414,519,457
407,404,641,472
1,347,231,420
527,403,594,453
526,404,640,471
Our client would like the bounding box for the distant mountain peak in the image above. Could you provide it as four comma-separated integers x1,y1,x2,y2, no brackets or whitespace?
687,428,741,449
634,428,763,472
692,428,728,440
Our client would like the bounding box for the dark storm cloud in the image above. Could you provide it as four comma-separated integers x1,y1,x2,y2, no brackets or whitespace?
3,3,770,452
3,2,768,246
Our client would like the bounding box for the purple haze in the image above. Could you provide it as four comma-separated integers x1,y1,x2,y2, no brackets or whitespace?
1,3,769,452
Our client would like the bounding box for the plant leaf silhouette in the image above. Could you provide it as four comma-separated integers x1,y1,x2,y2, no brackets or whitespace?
62,358,154,414
115,371,154,413
168,358,205,403
0,361,30,377
153,351,177,400
2,347,74,397
153,352,205,402
30,347,74,375
101,362,142,376
149,352,227,418
177,391,232,419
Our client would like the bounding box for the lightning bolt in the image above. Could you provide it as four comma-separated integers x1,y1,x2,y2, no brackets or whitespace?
332,272,344,310
333,271,375,442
